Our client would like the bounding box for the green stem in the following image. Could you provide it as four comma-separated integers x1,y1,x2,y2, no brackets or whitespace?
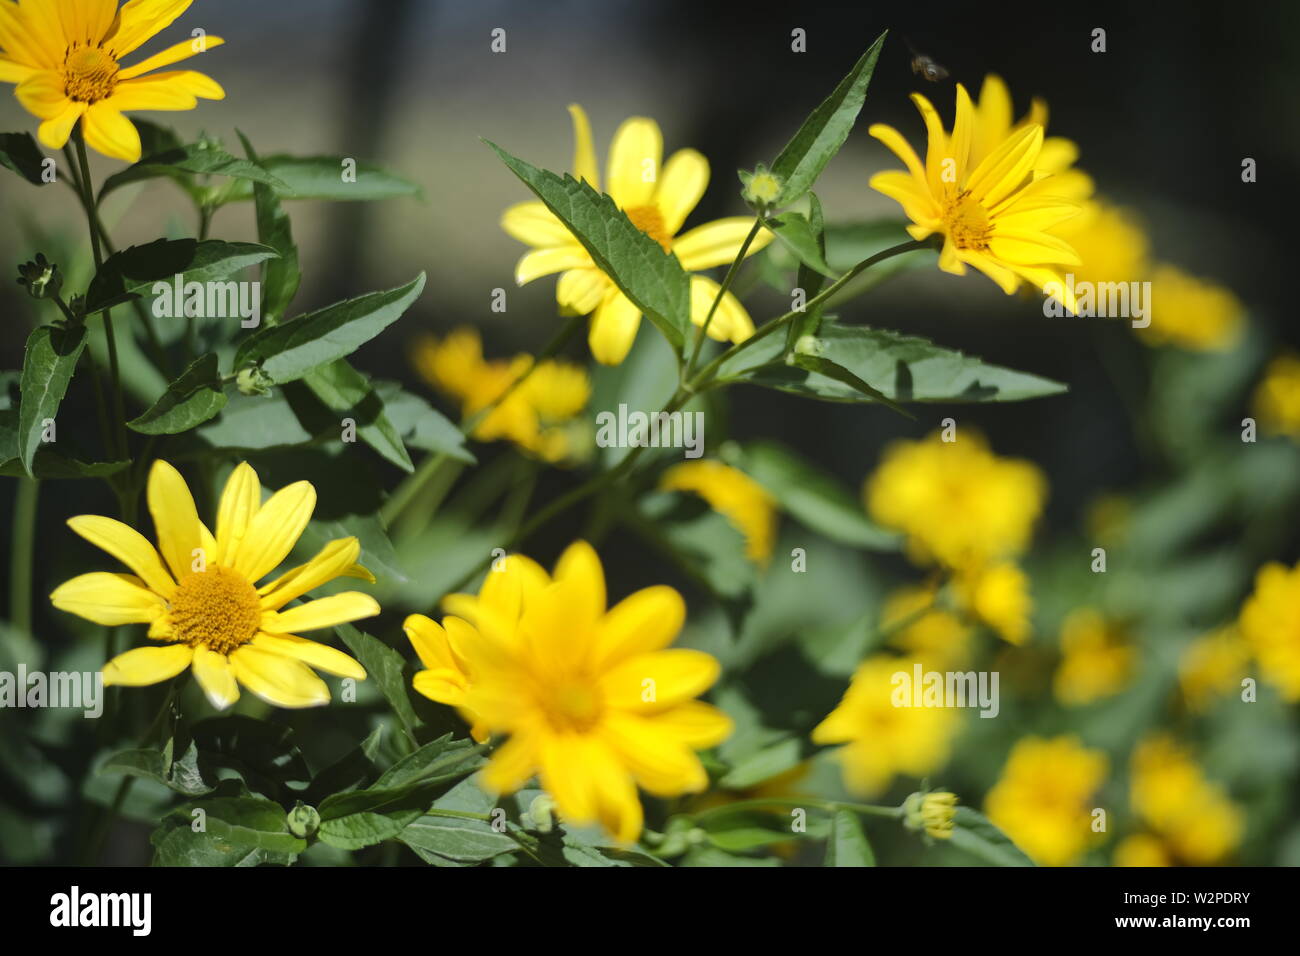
691,796,903,822
9,477,38,642
684,218,763,378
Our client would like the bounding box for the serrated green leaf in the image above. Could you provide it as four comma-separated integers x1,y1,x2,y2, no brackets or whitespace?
825,809,875,866
765,210,834,278
373,381,474,464
789,353,913,417
948,807,1036,866
303,360,413,472
83,239,278,316
0,451,128,480
487,141,691,351
99,745,215,797
195,390,314,451
17,324,87,476
237,131,301,323
99,141,287,200
233,274,426,385
770,32,887,204
337,625,421,743
0,132,48,184
215,155,422,203
127,352,227,435
162,796,306,855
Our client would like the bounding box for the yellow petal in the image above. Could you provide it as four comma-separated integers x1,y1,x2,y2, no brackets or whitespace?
605,116,661,209
191,646,239,709
963,250,1020,294
0,56,38,83
501,200,572,247
869,170,939,225
231,480,316,584
553,540,606,623
480,732,539,794
539,735,642,843
973,74,1013,161
567,103,598,188
105,0,196,58
404,613,458,672
82,102,142,162
965,123,1043,208
229,644,330,708
689,275,755,343
515,245,591,285
987,229,1081,267
674,217,770,271
262,592,380,634
67,514,175,596
215,462,260,566
50,572,165,626
15,71,71,119
593,585,685,669
103,76,197,111
868,123,928,185
251,632,367,680
119,68,223,100
948,83,975,183
259,537,362,609
655,148,708,235
412,667,469,706
147,459,206,582
588,291,641,365
600,649,721,710
645,701,734,749
600,711,708,795
909,92,949,195
555,267,608,315
118,35,224,79
102,643,193,687
0,6,58,70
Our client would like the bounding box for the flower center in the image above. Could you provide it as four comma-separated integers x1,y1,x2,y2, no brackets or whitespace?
624,204,673,252
542,680,604,733
63,45,119,104
943,191,993,251
168,567,262,655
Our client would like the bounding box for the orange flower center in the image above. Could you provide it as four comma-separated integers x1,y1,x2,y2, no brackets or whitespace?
168,567,262,654
624,204,673,252
943,191,993,251
542,680,604,733
63,45,119,104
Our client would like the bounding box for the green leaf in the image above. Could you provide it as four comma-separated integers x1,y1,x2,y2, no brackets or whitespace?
769,32,887,205
373,381,475,464
825,809,875,866
731,440,899,550
765,210,834,278
150,819,296,867
789,353,914,417
724,323,1068,404
196,390,315,451
99,744,215,797
0,132,47,185
303,360,413,472
486,141,691,351
16,324,87,475
189,715,311,796
237,131,301,323
99,140,288,200
233,273,426,385
948,807,1036,866
161,796,306,855
127,352,227,435
337,625,421,744
216,155,422,203
786,193,829,351
400,815,518,864
83,239,278,316
373,735,484,791
0,450,128,480
695,806,815,851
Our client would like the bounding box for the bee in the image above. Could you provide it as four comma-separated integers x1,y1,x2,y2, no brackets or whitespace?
905,37,949,82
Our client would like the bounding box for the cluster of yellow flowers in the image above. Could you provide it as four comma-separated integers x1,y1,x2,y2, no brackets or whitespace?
1052,608,1136,707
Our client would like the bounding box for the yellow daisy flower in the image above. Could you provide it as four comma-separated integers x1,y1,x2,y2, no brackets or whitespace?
0,0,225,162
868,83,1083,312
502,104,773,365
1252,352,1300,438
1136,264,1244,352
1130,735,1242,865
1052,608,1135,706
50,460,377,709
953,560,1033,646
421,540,732,843
413,326,590,463
658,460,776,565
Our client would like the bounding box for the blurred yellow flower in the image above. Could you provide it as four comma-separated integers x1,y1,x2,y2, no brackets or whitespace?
435,541,733,843
1113,832,1172,867
1136,265,1244,352
1179,626,1251,712
414,327,589,463
1130,735,1242,865
1053,609,1136,706
985,735,1107,866
502,104,772,365
869,83,1082,312
865,429,1046,572
1238,560,1300,701
953,560,1033,645
1055,201,1151,291
659,460,776,564
404,607,492,744
884,585,971,668
1252,352,1300,438
0,0,225,162
50,461,375,709
812,655,959,796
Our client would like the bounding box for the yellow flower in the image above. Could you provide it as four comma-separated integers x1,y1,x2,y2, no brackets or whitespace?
1252,352,1300,438
1052,608,1135,706
502,104,772,365
868,83,1082,312
903,789,958,840
0,0,225,162
1054,200,1150,292
883,585,971,668
430,541,732,843
812,655,959,796
865,429,1046,572
1130,735,1242,865
50,461,376,709
953,560,1033,645
659,460,776,564
1136,265,1245,352
1238,560,1300,701
1179,626,1251,712
986,735,1107,866
1113,832,1172,867
413,327,590,463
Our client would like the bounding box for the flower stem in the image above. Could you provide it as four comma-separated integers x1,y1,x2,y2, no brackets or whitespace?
684,217,763,379
690,796,904,822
